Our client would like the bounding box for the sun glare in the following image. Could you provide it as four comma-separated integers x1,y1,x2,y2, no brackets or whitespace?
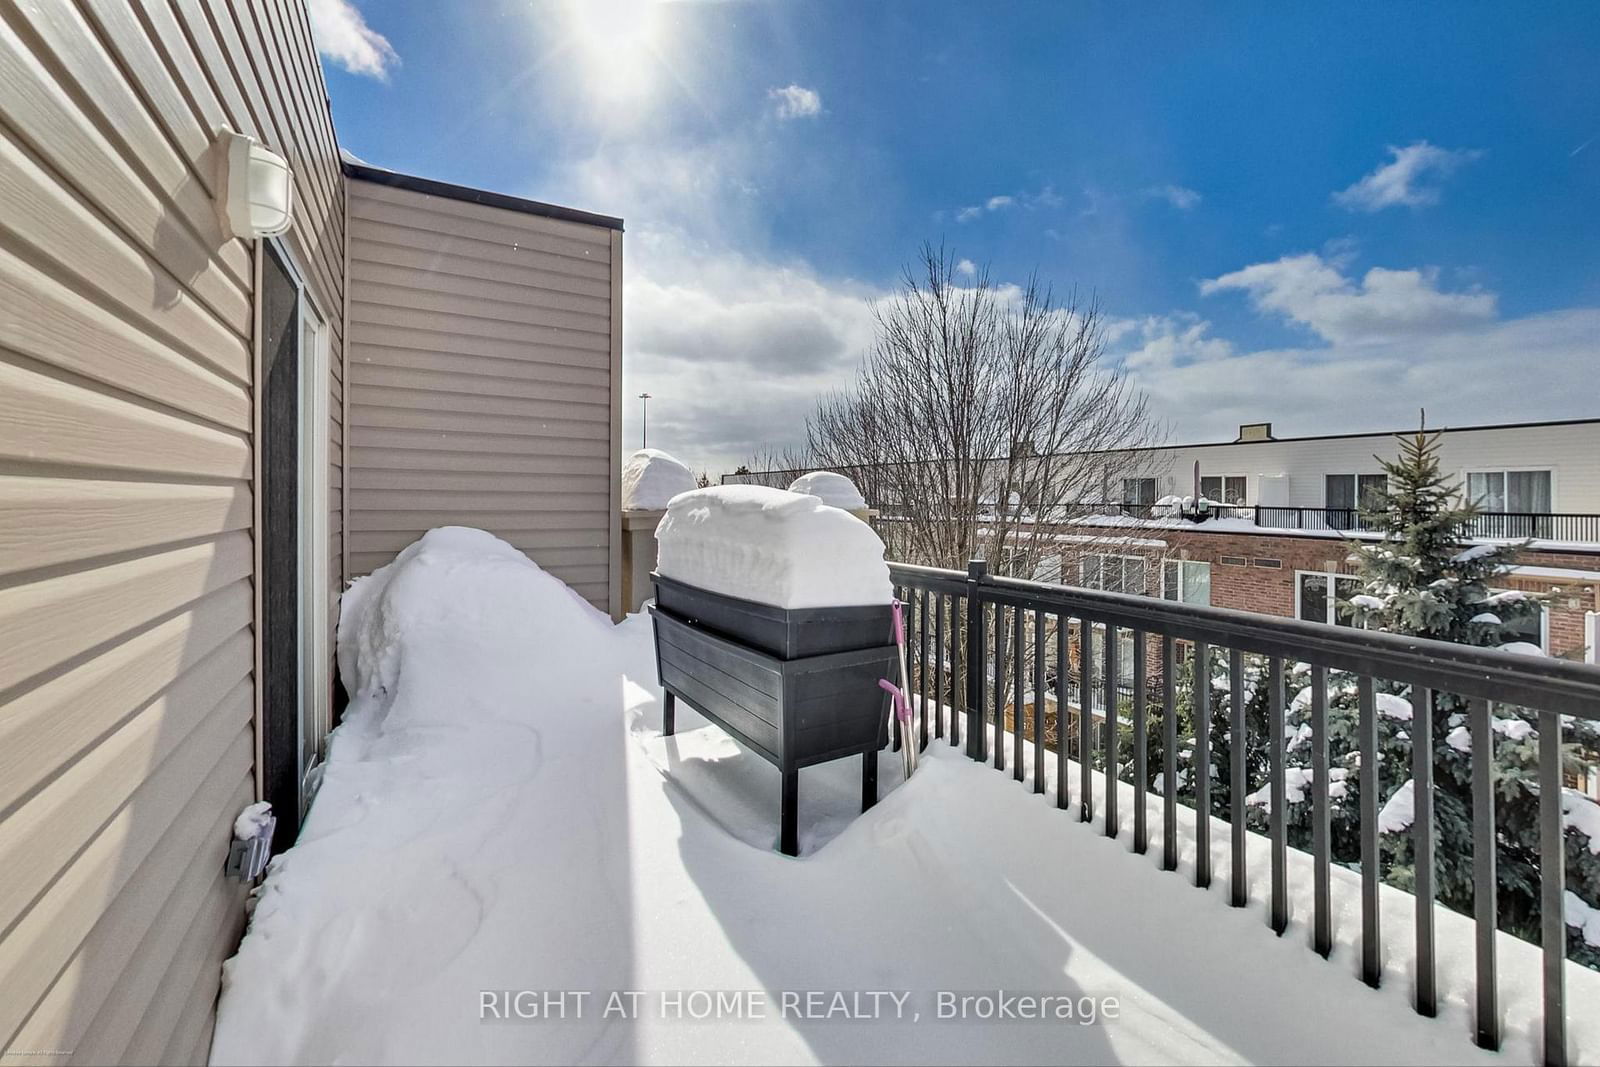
561,0,667,107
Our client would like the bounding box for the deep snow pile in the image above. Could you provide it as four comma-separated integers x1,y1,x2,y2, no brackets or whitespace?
210,530,1597,1067
655,485,892,608
621,448,697,511
788,470,868,512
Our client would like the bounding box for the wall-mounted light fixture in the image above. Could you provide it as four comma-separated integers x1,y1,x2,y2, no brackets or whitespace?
215,129,293,238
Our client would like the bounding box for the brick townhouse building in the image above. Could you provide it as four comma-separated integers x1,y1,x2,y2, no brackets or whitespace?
1060,416,1600,663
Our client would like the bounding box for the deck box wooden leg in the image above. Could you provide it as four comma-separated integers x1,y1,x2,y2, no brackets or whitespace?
862,752,878,812
780,770,799,856
663,691,675,736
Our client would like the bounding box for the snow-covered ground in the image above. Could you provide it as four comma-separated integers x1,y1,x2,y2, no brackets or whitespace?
209,529,1597,1066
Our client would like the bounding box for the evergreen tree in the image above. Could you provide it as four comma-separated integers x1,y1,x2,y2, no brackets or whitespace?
1122,425,1600,968
1298,424,1599,967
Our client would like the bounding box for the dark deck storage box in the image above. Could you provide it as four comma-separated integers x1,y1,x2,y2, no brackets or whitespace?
651,605,896,855
652,573,892,660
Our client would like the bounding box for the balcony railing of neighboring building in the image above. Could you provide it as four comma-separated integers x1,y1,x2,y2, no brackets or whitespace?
1252,506,1600,542
885,558,1599,1066
1053,502,1600,543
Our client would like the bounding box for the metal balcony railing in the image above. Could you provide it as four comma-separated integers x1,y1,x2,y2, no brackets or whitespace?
887,558,1600,1067
1066,503,1600,542
1252,506,1600,541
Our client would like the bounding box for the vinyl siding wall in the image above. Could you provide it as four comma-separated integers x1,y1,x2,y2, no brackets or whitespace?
346,177,622,614
0,1,343,1063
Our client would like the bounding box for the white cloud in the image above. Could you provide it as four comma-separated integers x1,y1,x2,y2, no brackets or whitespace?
1119,307,1599,444
541,134,879,473
768,84,822,120
622,243,879,471
1333,141,1483,212
307,0,397,79
956,258,977,277
1200,252,1496,344
1147,184,1201,210
954,185,1058,223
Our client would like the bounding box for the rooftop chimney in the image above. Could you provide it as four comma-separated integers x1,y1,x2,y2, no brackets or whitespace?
1236,422,1274,443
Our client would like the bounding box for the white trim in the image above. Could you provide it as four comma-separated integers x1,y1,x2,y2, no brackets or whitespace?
1120,476,1158,504
1079,552,1149,594
1293,568,1363,626
1321,471,1387,509
1487,588,1550,653
1199,472,1248,505
1504,564,1600,582
299,299,331,807
265,237,332,817
1461,465,1556,511
1160,557,1212,606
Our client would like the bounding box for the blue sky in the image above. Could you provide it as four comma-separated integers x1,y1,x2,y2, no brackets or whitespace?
312,0,1600,473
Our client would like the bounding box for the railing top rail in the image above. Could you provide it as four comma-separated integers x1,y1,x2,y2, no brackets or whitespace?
888,560,1600,718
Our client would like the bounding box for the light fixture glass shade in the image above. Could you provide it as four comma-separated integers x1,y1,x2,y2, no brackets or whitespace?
215,129,294,238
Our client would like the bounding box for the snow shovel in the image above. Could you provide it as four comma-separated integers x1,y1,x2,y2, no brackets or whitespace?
878,599,917,778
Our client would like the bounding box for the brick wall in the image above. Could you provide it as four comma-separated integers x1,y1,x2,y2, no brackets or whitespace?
1050,522,1599,660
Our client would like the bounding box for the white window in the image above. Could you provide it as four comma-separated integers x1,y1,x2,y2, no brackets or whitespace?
1080,553,1148,595
1493,595,1550,652
1466,469,1552,514
1199,475,1247,504
1122,477,1158,505
1032,554,1063,583
1321,474,1387,530
1162,559,1212,606
1296,571,1364,626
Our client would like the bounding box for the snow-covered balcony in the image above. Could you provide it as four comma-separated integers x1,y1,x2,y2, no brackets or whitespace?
209,499,1600,1066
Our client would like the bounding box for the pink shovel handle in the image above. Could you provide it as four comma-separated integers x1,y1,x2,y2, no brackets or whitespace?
878,678,912,723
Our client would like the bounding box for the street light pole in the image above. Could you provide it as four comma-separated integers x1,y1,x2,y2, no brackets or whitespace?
638,392,652,449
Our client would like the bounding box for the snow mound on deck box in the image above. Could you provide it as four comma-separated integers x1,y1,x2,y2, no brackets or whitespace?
788,470,868,511
336,526,612,727
655,485,892,608
621,448,696,510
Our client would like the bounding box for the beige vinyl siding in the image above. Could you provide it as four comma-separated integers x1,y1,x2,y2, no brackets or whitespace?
347,178,621,612
0,0,342,1063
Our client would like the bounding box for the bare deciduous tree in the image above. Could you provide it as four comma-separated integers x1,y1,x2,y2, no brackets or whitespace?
804,243,1161,575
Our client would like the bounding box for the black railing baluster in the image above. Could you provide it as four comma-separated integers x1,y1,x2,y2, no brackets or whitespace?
1413,686,1437,1016
1229,648,1246,907
1033,608,1045,794
1251,504,1594,537
1194,640,1212,888
1539,708,1567,1067
1013,607,1025,781
949,595,962,750
1056,614,1070,809
1133,631,1148,854
919,589,930,749
882,558,1600,1057
1359,675,1380,986
934,593,945,741
891,585,904,752
1162,634,1178,871
1104,622,1119,837
1269,657,1287,934
1080,620,1094,823
965,561,986,761
1311,664,1331,956
1469,696,1498,1050
994,603,1007,773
